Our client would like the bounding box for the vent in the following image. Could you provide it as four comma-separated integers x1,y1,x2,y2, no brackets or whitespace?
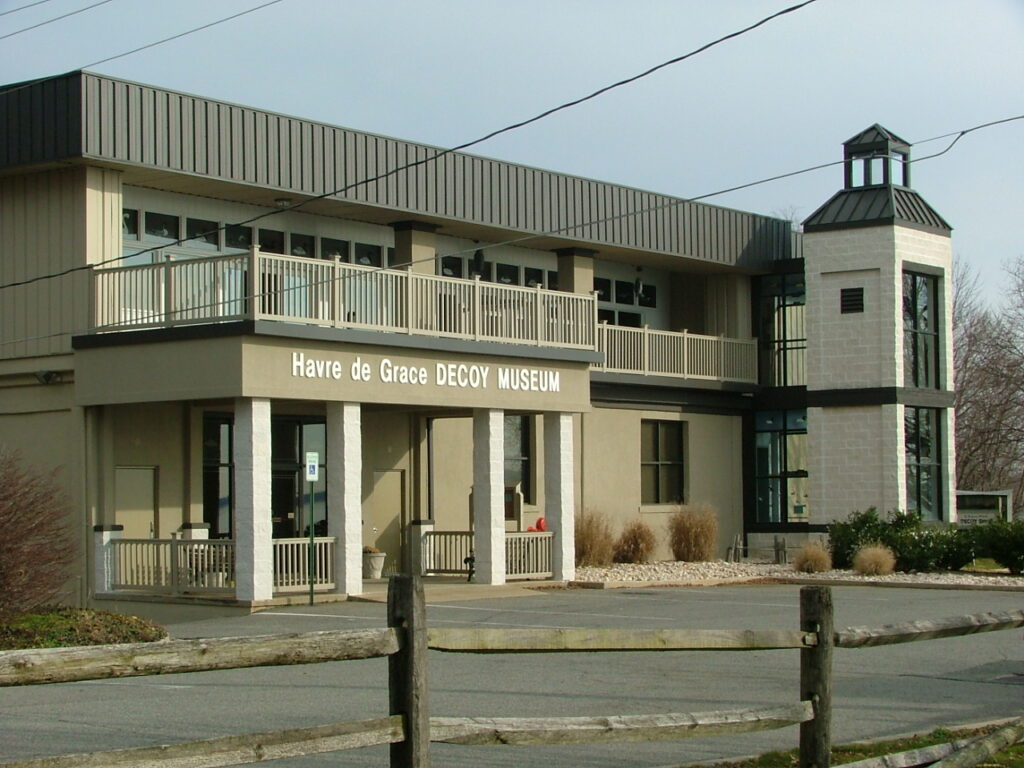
840,287,864,314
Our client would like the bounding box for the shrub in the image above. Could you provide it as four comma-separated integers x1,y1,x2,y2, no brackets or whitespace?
792,541,832,573
668,504,718,561
852,544,896,576
828,508,887,568
973,519,1024,574
613,520,657,564
0,607,166,650
828,509,975,572
575,511,614,566
0,450,75,619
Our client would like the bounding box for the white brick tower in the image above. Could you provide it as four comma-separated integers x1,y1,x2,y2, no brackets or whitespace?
803,125,956,524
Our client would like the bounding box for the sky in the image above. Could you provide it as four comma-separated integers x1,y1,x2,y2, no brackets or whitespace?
1,0,1021,304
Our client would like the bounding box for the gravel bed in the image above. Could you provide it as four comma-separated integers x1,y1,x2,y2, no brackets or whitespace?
574,560,1024,588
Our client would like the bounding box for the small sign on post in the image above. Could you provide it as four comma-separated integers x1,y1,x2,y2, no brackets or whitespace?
305,452,320,482
305,452,319,605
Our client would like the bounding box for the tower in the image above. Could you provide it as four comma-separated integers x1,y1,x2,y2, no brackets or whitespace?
802,125,956,523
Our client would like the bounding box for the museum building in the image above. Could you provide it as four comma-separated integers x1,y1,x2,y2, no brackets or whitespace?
0,72,955,607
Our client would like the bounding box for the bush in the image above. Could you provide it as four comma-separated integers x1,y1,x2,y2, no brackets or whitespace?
0,607,166,650
852,544,896,576
792,541,832,573
0,450,75,619
613,520,657,564
828,509,975,572
973,519,1024,574
828,508,888,568
668,504,718,561
575,511,614,566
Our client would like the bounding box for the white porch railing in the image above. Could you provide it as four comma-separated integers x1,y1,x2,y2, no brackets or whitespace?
595,324,758,384
92,248,597,350
272,537,336,592
420,530,553,579
108,537,336,595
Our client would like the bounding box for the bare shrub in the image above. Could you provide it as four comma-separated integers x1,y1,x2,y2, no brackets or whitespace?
0,450,75,618
574,510,614,566
852,543,896,576
613,519,656,564
668,504,718,561
792,540,832,573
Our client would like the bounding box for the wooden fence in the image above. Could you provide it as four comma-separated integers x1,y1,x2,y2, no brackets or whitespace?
0,581,1022,768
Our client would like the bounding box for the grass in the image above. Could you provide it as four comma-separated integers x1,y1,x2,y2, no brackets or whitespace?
714,726,1024,768
0,607,167,650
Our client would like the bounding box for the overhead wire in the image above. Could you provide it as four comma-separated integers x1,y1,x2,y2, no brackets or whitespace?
0,0,56,19
0,0,820,292
0,113,1018,350
0,0,115,42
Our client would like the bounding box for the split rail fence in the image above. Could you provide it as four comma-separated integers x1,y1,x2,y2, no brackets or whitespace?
0,580,1021,768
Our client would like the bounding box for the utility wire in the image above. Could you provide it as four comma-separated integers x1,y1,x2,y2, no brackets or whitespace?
0,0,56,18
0,0,820,293
1,113,1017,350
0,0,115,42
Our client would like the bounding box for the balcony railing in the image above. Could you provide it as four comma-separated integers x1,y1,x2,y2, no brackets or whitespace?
595,324,758,384
92,248,597,350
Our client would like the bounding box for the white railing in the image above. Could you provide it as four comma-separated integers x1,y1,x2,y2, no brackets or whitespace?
92,248,596,350
420,530,552,579
595,324,758,384
272,537,336,592
110,538,235,595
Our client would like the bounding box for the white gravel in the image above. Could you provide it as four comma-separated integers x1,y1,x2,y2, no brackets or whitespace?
574,560,1024,588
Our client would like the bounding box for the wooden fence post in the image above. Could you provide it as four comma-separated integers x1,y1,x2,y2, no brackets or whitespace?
388,574,430,768
800,585,833,768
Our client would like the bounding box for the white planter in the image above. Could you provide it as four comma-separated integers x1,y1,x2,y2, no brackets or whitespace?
362,552,386,579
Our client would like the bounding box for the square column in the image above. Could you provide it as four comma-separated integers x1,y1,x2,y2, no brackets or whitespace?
544,412,575,581
327,402,362,595
473,409,505,585
234,397,273,602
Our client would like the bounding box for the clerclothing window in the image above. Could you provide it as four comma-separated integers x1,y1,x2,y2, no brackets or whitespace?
640,420,684,504
754,410,808,525
903,271,940,388
905,407,942,520
504,415,533,503
759,274,807,387
186,218,219,250
144,212,179,243
202,416,233,538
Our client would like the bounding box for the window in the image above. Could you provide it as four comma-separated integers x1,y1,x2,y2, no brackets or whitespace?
594,277,612,302
546,270,559,290
290,233,315,257
496,263,519,285
524,267,543,288
259,228,285,254
905,407,942,520
503,415,532,503
354,243,382,267
441,256,463,278
321,237,349,261
144,212,179,242
186,218,219,250
225,225,252,251
202,416,233,538
759,274,806,387
122,209,139,239
637,284,657,309
615,279,635,305
754,410,808,525
903,271,940,388
640,420,684,504
271,418,327,538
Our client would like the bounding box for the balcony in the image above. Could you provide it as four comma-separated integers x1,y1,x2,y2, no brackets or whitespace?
90,249,757,385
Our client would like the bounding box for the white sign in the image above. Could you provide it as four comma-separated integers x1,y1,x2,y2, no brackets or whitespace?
305,452,319,482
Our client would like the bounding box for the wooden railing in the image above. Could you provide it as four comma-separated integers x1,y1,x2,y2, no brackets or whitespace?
92,248,597,350
1,582,1022,768
421,530,553,579
596,323,758,383
109,537,336,596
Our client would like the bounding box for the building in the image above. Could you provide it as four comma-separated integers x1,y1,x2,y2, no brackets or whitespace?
0,72,956,608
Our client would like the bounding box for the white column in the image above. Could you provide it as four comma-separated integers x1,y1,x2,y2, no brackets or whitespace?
327,402,362,595
473,409,505,585
545,412,575,581
234,397,273,602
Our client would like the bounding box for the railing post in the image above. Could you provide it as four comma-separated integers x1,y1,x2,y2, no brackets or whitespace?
535,284,544,346
472,276,481,341
170,536,181,595
681,329,689,378
642,325,650,375
800,586,833,768
406,272,415,335
247,245,260,320
388,574,430,767
162,257,174,325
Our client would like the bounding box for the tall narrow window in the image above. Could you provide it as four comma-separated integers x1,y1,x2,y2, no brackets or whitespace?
503,415,532,503
640,420,684,504
905,407,942,520
759,274,806,387
202,416,233,538
754,410,808,525
903,271,940,388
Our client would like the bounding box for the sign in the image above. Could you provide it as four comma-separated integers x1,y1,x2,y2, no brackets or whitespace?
305,452,319,482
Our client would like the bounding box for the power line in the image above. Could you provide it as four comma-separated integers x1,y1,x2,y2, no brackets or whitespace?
1,112,1017,350
0,0,821,293
0,0,56,18
0,0,115,42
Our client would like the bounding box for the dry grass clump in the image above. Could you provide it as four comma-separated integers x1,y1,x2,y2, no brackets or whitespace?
613,520,657,564
792,540,832,573
575,511,614,566
668,504,718,562
852,543,896,576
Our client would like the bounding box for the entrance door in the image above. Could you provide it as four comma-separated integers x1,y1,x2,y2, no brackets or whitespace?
114,466,158,538
364,469,405,575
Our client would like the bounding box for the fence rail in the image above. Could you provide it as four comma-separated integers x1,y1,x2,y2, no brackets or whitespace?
421,530,553,579
596,324,758,383
2,582,1021,768
92,248,597,350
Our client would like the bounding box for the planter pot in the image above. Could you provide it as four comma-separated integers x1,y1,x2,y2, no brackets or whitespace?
362,552,386,579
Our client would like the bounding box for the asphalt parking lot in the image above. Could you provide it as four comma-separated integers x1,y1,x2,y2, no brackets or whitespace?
2,583,1021,767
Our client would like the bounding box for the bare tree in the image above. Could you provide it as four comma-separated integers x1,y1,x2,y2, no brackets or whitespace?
953,256,1024,511
0,449,76,617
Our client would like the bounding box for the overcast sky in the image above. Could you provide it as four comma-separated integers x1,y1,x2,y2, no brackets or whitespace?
2,0,1021,303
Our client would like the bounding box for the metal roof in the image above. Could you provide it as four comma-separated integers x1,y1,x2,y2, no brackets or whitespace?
844,124,911,154
803,186,951,234
0,71,798,269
